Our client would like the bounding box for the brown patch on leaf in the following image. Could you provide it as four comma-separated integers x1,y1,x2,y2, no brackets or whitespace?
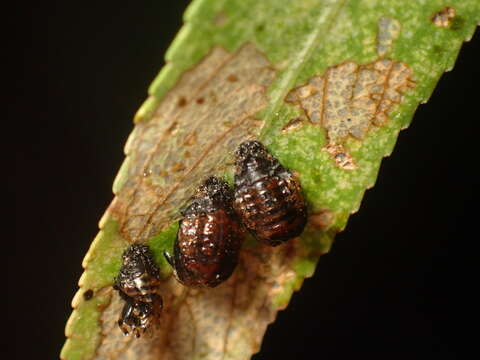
166,121,178,135
432,7,456,27
177,97,187,107
171,162,186,173
108,43,275,243
286,58,415,167
83,289,94,301
213,11,228,27
95,239,301,360
309,210,334,231
281,117,304,134
227,74,239,82
324,144,357,170
287,59,415,142
183,131,197,147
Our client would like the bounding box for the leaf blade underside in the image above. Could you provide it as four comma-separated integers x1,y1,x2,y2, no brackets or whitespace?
61,1,479,359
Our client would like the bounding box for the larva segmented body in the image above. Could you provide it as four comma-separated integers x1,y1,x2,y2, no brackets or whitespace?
166,177,244,287
233,141,307,246
114,244,163,337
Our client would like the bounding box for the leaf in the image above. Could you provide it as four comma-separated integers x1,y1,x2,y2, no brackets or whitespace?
61,1,479,360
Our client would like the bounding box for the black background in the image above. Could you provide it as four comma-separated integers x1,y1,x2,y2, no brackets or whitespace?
15,2,478,359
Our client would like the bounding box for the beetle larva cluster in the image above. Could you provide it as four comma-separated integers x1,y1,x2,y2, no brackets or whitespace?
114,140,307,336
167,140,307,286
113,244,163,338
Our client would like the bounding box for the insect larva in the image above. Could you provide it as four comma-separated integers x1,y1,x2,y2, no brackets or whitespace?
114,244,163,337
165,177,244,287
233,140,307,246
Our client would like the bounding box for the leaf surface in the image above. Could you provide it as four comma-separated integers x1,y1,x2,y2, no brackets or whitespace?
61,1,479,359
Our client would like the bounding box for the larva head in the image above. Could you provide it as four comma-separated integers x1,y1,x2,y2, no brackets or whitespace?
115,244,161,300
234,140,271,166
181,176,234,216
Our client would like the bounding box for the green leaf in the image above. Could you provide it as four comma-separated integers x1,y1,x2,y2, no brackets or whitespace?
61,1,479,359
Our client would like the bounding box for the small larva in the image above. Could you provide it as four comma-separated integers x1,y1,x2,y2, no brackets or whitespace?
233,140,307,246
165,177,244,287
113,244,163,337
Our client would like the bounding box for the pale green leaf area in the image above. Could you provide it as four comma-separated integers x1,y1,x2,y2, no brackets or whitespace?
61,0,479,359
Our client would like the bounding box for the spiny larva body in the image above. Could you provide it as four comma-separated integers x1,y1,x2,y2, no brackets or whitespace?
114,244,163,337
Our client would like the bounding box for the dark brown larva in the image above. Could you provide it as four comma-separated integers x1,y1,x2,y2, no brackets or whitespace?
165,177,244,287
233,140,307,246
114,244,163,337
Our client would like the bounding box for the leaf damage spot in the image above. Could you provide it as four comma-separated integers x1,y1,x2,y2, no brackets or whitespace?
281,117,304,134
285,15,416,170
286,58,415,169
213,11,228,27
109,43,276,244
377,17,401,57
308,209,334,231
177,97,187,107
287,59,415,142
432,7,456,28
171,162,186,173
227,74,238,82
83,289,94,301
324,144,357,170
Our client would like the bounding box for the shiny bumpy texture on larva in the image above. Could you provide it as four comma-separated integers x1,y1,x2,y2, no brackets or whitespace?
169,177,244,287
233,141,307,246
114,244,163,338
